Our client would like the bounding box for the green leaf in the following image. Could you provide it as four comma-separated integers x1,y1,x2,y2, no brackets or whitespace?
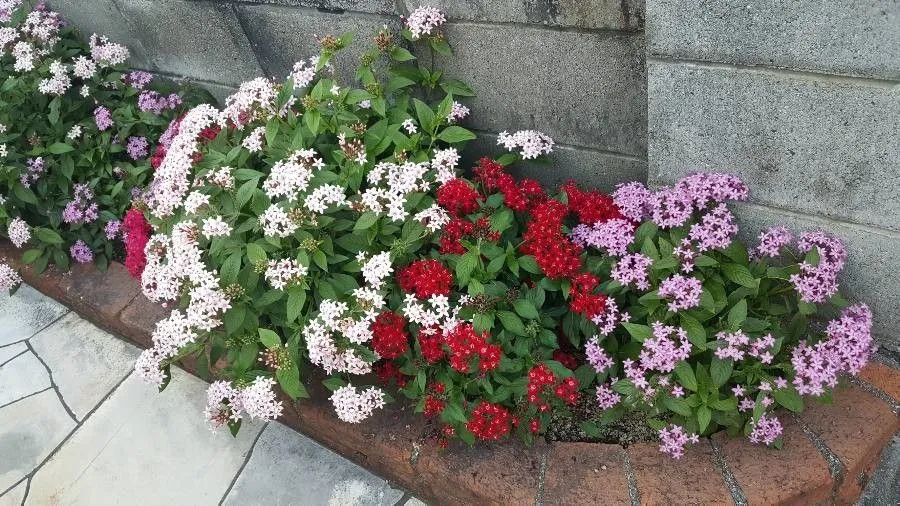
622,323,652,342
723,263,757,288
220,252,241,284
277,364,308,400
664,396,693,417
34,228,63,245
710,357,733,387
680,314,707,350
437,126,476,143
455,250,477,285
518,255,540,274
513,300,539,319
389,46,416,61
412,99,435,132
13,185,38,205
304,109,321,135
697,405,712,432
727,299,747,329
773,387,804,413
286,289,306,322
258,328,281,349
247,243,267,263
354,211,379,231
322,377,347,391
675,361,698,391
22,249,42,264
497,310,526,336
473,312,494,333
228,419,242,437
47,142,74,154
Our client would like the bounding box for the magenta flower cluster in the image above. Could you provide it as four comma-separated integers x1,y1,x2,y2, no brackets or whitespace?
610,253,652,290
753,226,794,258
658,424,699,459
69,239,93,263
658,273,702,312
570,218,635,256
137,90,182,115
714,331,776,364
790,231,847,303
748,414,783,446
20,157,45,188
93,106,113,131
62,183,99,224
688,202,738,252
126,135,148,160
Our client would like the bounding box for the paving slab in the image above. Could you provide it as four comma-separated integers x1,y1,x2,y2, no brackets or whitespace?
0,480,26,506
0,389,76,493
27,369,263,506
30,313,140,420
222,422,403,506
0,352,51,407
0,342,26,365
0,286,68,346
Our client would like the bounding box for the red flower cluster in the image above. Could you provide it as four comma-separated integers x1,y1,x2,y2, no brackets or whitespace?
465,401,513,441
123,208,152,279
439,216,498,255
552,350,579,370
569,273,608,318
423,396,445,417
520,200,583,279
561,182,623,225
371,311,409,359
436,178,480,216
417,326,445,364
527,364,580,407
398,259,453,299
472,157,504,191
445,323,502,373
374,361,407,388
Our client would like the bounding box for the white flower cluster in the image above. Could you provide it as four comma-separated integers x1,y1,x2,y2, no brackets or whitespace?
360,160,431,221
22,9,60,46
72,55,97,79
12,41,35,71
448,101,470,123
260,204,298,238
431,147,460,184
219,77,277,129
183,191,210,215
330,384,386,423
203,377,283,431
359,251,393,289
498,130,555,159
287,59,316,90
37,59,70,95
403,293,462,333
265,258,308,290
413,203,451,232
146,104,219,218
241,125,265,153
88,34,129,66
7,216,30,248
0,26,16,49
0,143,5,158
201,215,231,239
66,125,82,141
405,6,446,40
262,149,324,202
207,166,235,190
0,262,21,292
304,184,347,214
303,299,377,375
402,118,417,134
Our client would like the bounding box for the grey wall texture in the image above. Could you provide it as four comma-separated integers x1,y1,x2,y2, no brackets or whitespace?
49,1,898,352
49,0,648,190
646,0,900,353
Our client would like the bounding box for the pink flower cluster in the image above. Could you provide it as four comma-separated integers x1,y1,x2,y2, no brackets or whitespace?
610,253,652,290
658,274,702,312
585,337,614,373
0,262,21,291
137,90,182,115
570,218,635,256
404,6,446,40
612,182,652,222
688,203,738,252
126,135,148,160
790,231,847,303
93,106,113,131
658,424,699,459
595,383,621,409
203,378,284,431
714,331,775,364
748,414,783,445
20,157,44,188
591,298,630,336
69,239,93,263
753,226,794,258
791,303,874,396
62,183,98,224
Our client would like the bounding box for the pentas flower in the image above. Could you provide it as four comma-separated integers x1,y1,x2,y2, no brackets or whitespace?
445,323,501,373
37,60,70,95
413,204,450,233
360,251,393,289
20,157,44,188
240,376,284,421
88,33,129,66
658,274,702,312
688,203,738,252
673,238,698,273
592,298,630,336
137,90,181,115
330,384,386,423
398,259,452,299
792,303,874,396
640,322,691,374
123,209,151,278
259,204,298,238
262,150,320,202
521,200,582,279
125,70,154,89
586,337,614,373
658,424,699,459
201,216,231,239
7,217,30,248
436,178,480,216
374,361,408,388
748,414,783,446
570,218,635,257
126,136,149,160
62,183,99,224
371,311,409,359
401,118,417,134
497,130,554,159
447,101,470,122
431,147,460,184
650,186,693,229
569,273,607,318
527,364,579,406
219,77,277,129
304,184,347,214
596,382,621,409
753,226,794,258
562,182,623,225
104,220,121,240
241,125,265,153
287,59,316,89
204,381,242,430
472,157,504,191
417,326,445,363
93,105,113,131
790,231,847,303
438,216,498,255
264,258,307,290
0,0,20,23
613,182,652,222
66,125,82,140
611,253,652,290
466,401,513,441
69,240,93,263
675,172,749,210
405,6,446,40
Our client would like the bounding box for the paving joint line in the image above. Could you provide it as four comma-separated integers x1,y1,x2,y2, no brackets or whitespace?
707,438,748,506
846,375,900,414
0,348,28,368
218,421,269,505
793,413,847,500
620,448,641,506
0,476,26,499
391,491,411,506
25,309,70,341
0,338,27,349
26,341,78,423
533,443,550,506
0,386,53,411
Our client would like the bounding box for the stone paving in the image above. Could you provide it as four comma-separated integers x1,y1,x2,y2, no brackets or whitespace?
0,285,425,506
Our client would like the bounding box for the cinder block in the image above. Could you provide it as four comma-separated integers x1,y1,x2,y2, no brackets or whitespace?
648,62,900,231
427,23,647,157
235,0,396,15
646,0,899,80
234,4,398,81
118,0,263,85
49,0,153,70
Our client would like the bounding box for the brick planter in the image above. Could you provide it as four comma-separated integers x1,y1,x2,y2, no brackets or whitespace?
2,241,898,505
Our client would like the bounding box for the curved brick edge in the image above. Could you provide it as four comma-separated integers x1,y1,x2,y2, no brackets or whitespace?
1,241,898,506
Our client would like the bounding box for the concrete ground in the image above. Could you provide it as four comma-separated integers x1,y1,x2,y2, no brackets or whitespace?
0,285,426,506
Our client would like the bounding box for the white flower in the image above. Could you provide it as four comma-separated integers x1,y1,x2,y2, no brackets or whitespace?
358,99,371,109
0,144,6,158
0,263,21,292
448,101,470,122
260,204,299,238
183,191,210,215
330,384,386,423
431,147,459,184
413,204,450,232
497,130,554,159
360,251,392,289
219,77,277,129
330,84,341,96
66,125,82,140
89,34,129,66
72,55,97,79
241,126,265,153
201,216,231,238
265,258,308,290
262,152,318,202
239,377,283,421
402,118,417,134
304,184,346,214
7,217,30,248
287,59,316,89
405,6,446,40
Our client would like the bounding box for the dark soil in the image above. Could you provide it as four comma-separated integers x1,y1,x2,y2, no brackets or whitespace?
546,395,659,445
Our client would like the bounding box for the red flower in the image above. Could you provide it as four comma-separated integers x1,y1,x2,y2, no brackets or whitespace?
444,323,502,373
398,259,453,299
561,182,623,225
199,125,221,142
466,402,513,441
436,178,481,216
123,208,152,279
374,361,407,388
417,326,446,364
423,396,445,417
472,157,504,191
569,272,607,318
371,311,409,359
527,364,580,406
552,350,578,370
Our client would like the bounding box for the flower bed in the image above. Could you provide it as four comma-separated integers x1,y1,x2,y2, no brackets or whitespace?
0,0,894,483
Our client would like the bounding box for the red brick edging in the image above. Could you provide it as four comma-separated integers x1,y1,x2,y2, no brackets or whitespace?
2,241,898,505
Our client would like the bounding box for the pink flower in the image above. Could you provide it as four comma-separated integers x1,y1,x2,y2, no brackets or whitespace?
688,203,738,252
596,382,621,409
658,274,702,312
611,253,653,290
754,226,794,258
790,231,847,303
585,337,614,374
658,424,699,459
570,218,636,256
749,414,783,445
612,182,652,222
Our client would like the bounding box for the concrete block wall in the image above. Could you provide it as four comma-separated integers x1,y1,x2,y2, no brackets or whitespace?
645,0,900,353
49,0,649,190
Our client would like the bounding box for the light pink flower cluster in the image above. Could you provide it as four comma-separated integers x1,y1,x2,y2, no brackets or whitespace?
262,149,323,202
658,424,699,459
688,203,738,252
791,303,874,396
585,337,614,373
640,322,691,374
62,183,99,224
658,274,702,312
303,299,377,375
753,226,794,258
675,172,749,210
591,298,630,336
7,216,30,248
204,377,284,430
404,6,446,40
497,130,554,159
570,218,635,256
650,186,693,229
330,384,386,423
138,90,182,115
790,231,847,303
447,101,470,122
88,33,129,66
70,240,93,263
714,331,775,364
612,181,652,222
0,262,21,291
748,414,783,445
610,253,652,290
219,77,277,129
595,382,621,409
287,59,316,89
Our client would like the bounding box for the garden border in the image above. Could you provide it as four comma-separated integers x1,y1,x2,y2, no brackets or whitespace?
2,240,897,505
